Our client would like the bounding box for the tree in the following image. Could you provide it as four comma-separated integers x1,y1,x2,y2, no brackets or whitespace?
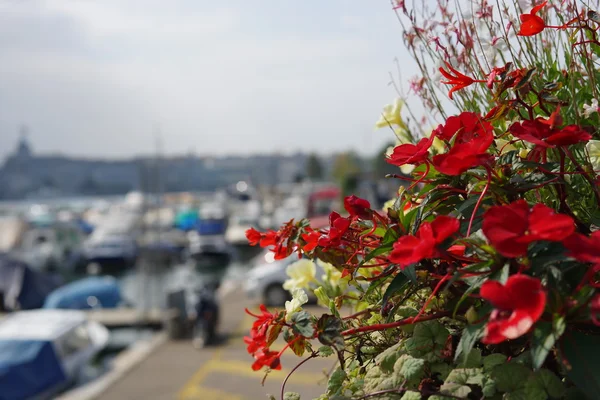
305,153,324,180
331,151,362,197
372,141,400,178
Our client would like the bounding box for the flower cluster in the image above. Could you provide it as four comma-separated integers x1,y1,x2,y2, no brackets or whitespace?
243,1,600,399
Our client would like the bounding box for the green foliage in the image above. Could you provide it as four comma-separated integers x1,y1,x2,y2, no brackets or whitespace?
306,153,324,180
404,321,450,362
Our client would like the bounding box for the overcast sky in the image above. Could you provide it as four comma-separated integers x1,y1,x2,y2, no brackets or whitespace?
0,0,413,160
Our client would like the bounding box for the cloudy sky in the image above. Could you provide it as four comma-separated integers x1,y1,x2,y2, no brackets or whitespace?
0,0,413,160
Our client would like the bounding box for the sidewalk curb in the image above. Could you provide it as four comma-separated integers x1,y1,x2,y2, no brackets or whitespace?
57,331,169,400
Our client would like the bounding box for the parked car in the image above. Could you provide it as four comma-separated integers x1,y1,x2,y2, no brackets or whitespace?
244,250,325,306
0,309,109,400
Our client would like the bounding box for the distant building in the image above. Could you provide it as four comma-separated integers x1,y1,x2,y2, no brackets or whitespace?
0,133,308,200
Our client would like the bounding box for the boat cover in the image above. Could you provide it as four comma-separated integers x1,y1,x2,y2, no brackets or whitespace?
0,255,62,311
44,276,122,310
195,219,227,235
0,339,67,400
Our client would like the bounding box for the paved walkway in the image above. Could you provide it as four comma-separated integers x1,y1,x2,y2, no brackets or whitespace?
96,287,334,400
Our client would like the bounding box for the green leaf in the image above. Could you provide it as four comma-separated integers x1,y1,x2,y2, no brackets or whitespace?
492,363,531,392
327,368,347,395
318,345,334,357
454,323,484,363
317,314,344,351
531,369,566,399
560,329,600,399
382,272,410,308
441,368,484,398
267,324,283,347
398,356,426,381
459,348,482,368
405,321,450,362
291,311,315,338
400,391,422,400
531,316,565,370
483,354,507,372
365,265,396,297
288,335,306,356
283,392,301,400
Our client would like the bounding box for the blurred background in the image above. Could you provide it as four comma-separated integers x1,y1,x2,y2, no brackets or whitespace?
0,1,409,399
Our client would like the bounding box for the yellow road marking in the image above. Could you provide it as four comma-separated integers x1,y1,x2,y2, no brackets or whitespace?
205,358,327,385
179,386,243,400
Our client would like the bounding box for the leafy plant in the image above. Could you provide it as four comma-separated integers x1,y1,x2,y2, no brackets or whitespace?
244,1,600,398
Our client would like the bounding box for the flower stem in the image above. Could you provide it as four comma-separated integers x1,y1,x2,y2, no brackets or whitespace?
341,311,450,336
280,353,318,400
466,165,491,237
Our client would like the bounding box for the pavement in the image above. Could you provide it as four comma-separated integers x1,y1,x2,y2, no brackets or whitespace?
95,281,335,400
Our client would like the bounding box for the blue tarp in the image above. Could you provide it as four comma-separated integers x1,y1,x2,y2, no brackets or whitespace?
0,255,62,311
0,339,67,400
195,219,227,235
44,276,121,310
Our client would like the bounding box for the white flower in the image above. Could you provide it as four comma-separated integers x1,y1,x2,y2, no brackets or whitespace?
375,99,408,132
285,288,308,322
583,99,599,118
283,259,316,292
587,140,600,171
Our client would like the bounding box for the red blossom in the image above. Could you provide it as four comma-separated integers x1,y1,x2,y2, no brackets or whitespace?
518,1,548,36
386,137,433,167
432,112,494,175
318,211,351,248
389,215,460,267
509,119,591,148
433,141,493,176
244,304,278,355
482,200,575,258
439,61,477,99
434,112,494,143
260,230,279,247
301,228,321,252
245,227,262,246
344,195,372,220
480,274,546,344
563,231,600,264
251,349,282,371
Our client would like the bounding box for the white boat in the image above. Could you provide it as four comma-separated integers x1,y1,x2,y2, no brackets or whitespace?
0,309,109,400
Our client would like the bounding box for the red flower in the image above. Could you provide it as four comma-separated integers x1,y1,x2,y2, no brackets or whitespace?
260,230,279,247
432,112,494,176
344,195,372,220
301,228,320,252
439,61,477,99
244,304,278,354
482,200,575,258
509,119,591,148
246,227,262,246
389,215,460,267
480,274,546,344
318,211,351,248
518,1,547,36
386,137,432,167
433,142,493,176
273,244,292,260
434,112,494,143
563,231,600,264
251,349,282,371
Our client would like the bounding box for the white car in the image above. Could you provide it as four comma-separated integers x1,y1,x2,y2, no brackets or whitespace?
244,251,325,306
